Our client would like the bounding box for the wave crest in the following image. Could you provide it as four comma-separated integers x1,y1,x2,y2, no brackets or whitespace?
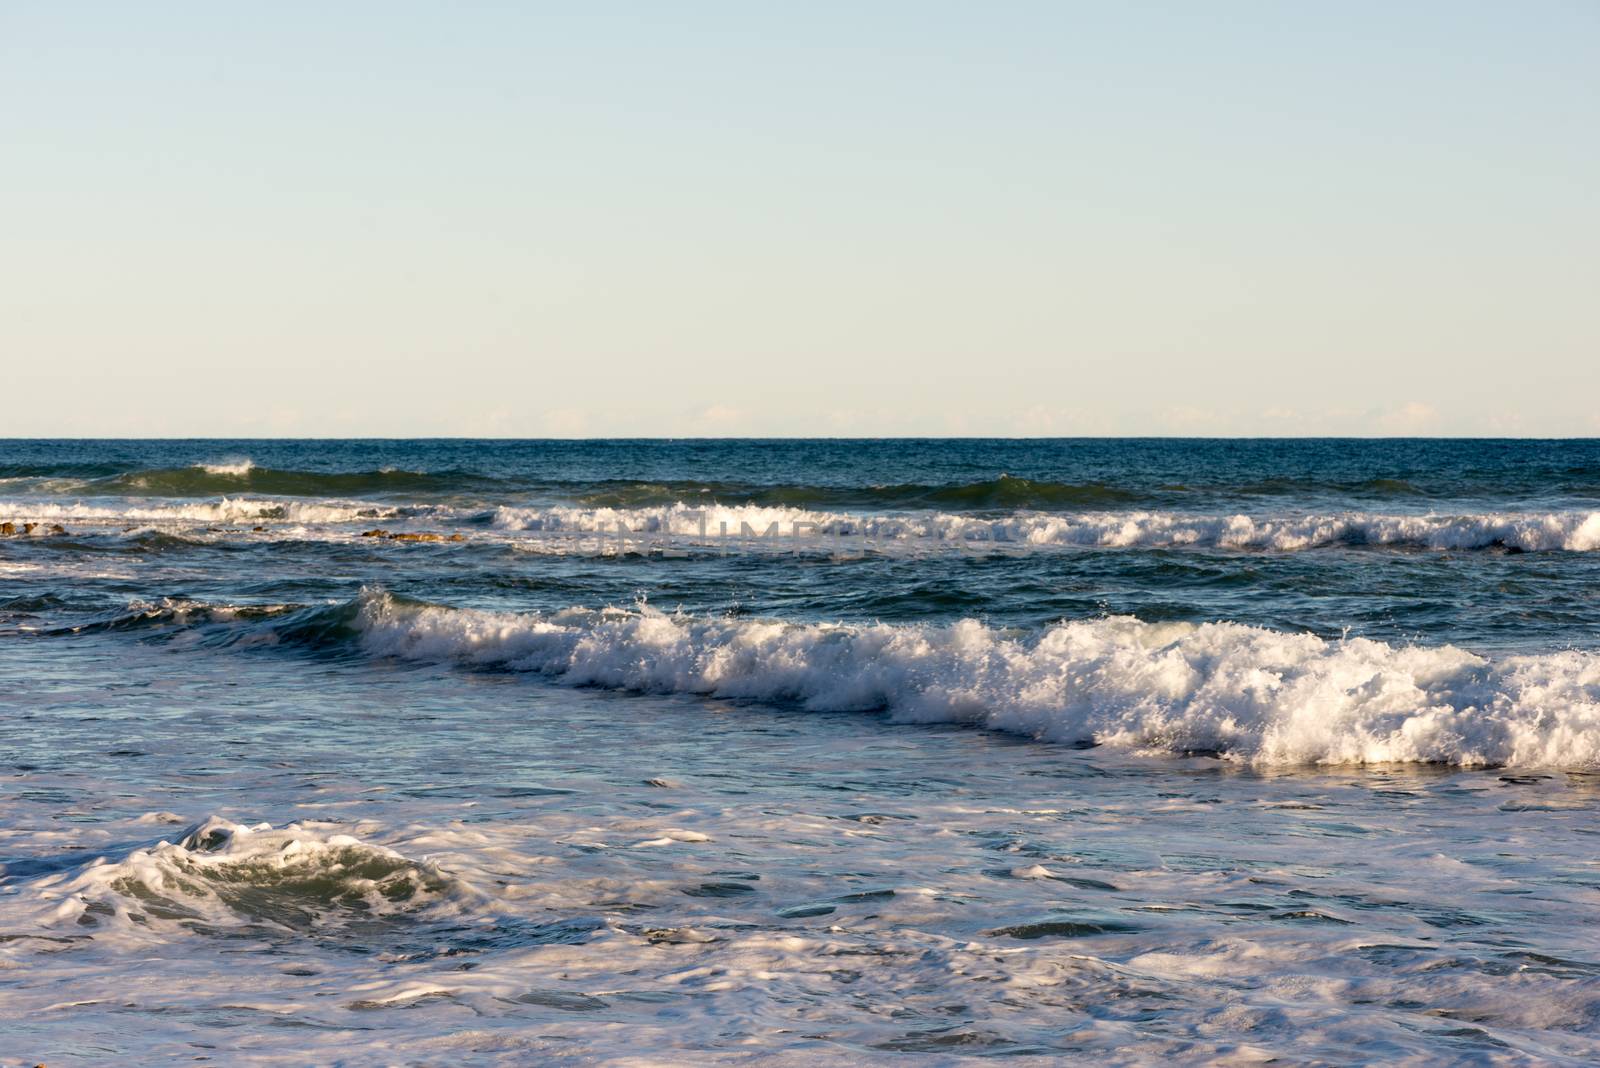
0,497,407,526
350,592,1600,767
491,505,1600,553
195,459,256,477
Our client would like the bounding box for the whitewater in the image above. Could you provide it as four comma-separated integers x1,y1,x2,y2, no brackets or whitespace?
5,438,1600,1065
342,591,1599,767
7,495,1600,552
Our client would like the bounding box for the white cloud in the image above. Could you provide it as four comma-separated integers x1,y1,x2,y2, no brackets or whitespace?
541,408,590,437
1375,401,1441,435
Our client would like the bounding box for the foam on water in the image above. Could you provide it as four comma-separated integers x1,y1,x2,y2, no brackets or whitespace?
351,592,1600,767
493,504,1600,552
196,459,256,477
27,816,471,942
7,494,1599,554
7,749,1600,1064
0,496,406,526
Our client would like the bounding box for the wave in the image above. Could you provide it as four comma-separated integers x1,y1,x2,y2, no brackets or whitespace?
571,474,1454,509
65,465,494,498
0,470,1461,510
560,473,1474,509
493,505,1600,553
574,474,1143,509
195,458,255,476
27,590,1600,766
26,816,472,940
39,599,303,637
5,494,1598,553
0,472,1203,509
0,497,412,527
1227,476,1429,498
223,591,1590,767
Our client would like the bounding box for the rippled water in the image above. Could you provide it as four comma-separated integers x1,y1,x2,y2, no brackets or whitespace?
3,439,1600,1064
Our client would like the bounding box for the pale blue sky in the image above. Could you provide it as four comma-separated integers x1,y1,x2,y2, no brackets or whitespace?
4,2,1596,436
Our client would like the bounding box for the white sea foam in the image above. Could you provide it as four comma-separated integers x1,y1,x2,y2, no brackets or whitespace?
492,504,1600,552
30,816,470,938
352,593,1600,767
5,494,1598,552
195,459,256,476
0,497,404,526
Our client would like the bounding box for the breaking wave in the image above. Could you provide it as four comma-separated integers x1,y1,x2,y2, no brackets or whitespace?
4,496,1598,556
0,497,413,526
336,592,1600,767
21,589,1600,766
493,505,1600,553
195,459,256,477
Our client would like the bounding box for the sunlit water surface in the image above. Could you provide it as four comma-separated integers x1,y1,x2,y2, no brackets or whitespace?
3,439,1600,1064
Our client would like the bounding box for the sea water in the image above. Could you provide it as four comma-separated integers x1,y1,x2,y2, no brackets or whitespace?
2,439,1599,1064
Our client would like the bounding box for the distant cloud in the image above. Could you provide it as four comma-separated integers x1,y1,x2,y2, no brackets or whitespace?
541,408,590,437
1163,406,1222,432
1376,401,1441,435
695,405,748,433
1485,410,1531,435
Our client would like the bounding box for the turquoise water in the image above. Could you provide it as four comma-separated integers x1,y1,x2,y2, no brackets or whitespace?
3,439,1600,1064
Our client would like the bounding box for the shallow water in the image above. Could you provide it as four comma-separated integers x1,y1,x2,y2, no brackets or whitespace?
3,440,1599,1064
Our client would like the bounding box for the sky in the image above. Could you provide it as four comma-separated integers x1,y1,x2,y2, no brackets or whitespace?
3,2,1597,437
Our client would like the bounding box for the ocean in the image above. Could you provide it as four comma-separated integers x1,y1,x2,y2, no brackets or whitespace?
3,438,1600,1064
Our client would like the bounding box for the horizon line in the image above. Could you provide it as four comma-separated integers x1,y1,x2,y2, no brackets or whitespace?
2,435,1598,443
